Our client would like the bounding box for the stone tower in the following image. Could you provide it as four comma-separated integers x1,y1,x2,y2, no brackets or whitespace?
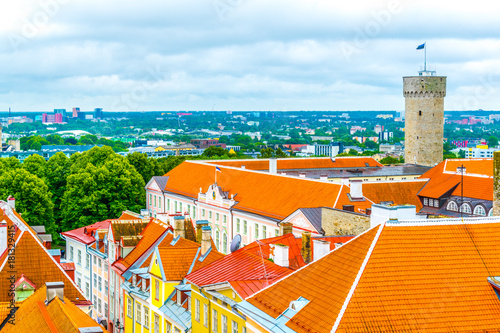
403,74,446,166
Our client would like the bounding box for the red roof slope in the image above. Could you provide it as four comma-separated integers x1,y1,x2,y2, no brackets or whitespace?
248,219,500,333
207,157,382,171
61,220,111,245
419,159,493,201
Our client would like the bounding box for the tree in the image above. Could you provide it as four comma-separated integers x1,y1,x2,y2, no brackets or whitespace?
379,156,399,164
61,147,145,230
202,146,227,157
259,148,275,158
0,157,21,176
46,134,64,145
44,152,71,224
22,154,47,180
0,169,55,237
275,148,288,158
126,152,158,183
79,134,98,145
488,136,499,147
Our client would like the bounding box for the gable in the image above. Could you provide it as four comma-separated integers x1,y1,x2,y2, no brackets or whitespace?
282,210,320,233
149,248,165,281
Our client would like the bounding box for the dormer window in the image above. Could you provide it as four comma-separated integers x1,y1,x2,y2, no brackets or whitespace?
447,201,458,212
423,198,428,206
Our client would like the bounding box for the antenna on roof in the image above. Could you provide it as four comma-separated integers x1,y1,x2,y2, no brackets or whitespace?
230,234,241,253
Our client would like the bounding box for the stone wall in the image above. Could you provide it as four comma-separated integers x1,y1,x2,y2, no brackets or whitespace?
403,76,447,167
321,208,370,236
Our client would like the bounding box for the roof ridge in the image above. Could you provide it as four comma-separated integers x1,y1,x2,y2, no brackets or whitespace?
389,216,500,226
36,301,59,333
52,296,81,330
330,223,385,333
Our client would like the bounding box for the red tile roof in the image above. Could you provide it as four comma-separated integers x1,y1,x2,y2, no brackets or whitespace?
247,219,500,333
61,220,111,245
186,234,307,298
0,203,88,306
207,157,382,171
419,159,493,201
1,286,107,333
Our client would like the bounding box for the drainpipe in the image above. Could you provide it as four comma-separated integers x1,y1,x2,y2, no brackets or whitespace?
86,244,93,312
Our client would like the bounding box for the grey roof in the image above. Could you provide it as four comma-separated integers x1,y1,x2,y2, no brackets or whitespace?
37,234,52,242
299,208,323,233
153,176,169,191
282,165,431,179
32,226,46,234
47,249,61,256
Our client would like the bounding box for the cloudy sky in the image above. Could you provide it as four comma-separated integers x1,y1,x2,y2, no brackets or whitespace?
1,0,499,112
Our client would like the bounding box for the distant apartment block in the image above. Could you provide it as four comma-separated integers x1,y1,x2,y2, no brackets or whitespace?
42,112,63,124
190,139,226,149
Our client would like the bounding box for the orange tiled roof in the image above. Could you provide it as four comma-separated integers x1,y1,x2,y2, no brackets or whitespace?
0,203,87,306
1,286,107,333
206,157,382,171
247,219,500,333
362,180,428,211
419,159,493,201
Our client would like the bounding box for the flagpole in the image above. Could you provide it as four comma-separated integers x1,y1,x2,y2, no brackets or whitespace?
424,42,427,71
215,167,217,184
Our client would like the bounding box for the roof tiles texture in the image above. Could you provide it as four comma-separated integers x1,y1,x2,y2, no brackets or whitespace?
247,221,500,333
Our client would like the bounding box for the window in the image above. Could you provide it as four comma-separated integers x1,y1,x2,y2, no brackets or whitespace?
243,327,246,333
255,224,259,239
216,213,219,222
223,232,227,254
98,299,102,313
165,320,172,332
262,226,267,239
193,207,196,219
275,229,279,237
94,255,97,265
434,199,439,208
86,283,90,298
236,219,240,233
69,246,74,261
474,205,486,216
460,203,472,214
423,198,428,206
174,328,181,333
204,304,208,327
93,273,97,288
77,250,82,265
216,230,220,249
447,201,458,212
93,295,97,309
209,211,212,219
104,302,108,318
419,110,422,116
243,220,247,235
195,299,200,322
202,209,206,217
232,321,238,333
98,258,102,269
223,215,227,223
179,202,182,212
86,253,90,268
155,279,160,300
77,277,81,288
99,276,102,291
149,194,152,207
159,198,161,209
175,201,178,212
154,195,157,207
222,315,228,333
105,280,108,294
136,303,142,324
154,313,160,333
213,309,218,332
144,306,150,328
167,199,170,211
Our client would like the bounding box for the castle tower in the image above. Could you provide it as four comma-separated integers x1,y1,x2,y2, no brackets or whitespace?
403,73,446,166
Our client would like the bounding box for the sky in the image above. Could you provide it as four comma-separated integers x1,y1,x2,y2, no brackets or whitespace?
1,0,500,112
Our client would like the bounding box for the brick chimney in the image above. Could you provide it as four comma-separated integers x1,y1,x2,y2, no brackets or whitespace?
301,231,311,264
46,282,64,303
174,216,185,239
196,220,209,243
270,244,289,267
201,225,212,255
279,222,293,236
494,151,500,216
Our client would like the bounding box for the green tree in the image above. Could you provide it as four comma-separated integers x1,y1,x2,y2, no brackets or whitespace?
379,156,399,164
0,169,55,237
259,148,275,158
61,146,145,230
126,152,158,184
22,154,47,180
0,157,21,176
44,152,71,224
275,148,287,158
46,134,65,145
202,146,227,157
79,134,98,145
488,136,499,147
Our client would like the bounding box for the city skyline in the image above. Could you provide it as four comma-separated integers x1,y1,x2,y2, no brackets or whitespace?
0,0,499,112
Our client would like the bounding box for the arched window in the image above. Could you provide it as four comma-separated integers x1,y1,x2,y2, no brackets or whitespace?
447,201,458,212
460,203,472,214
489,208,494,216
473,205,486,216
215,230,220,250
222,232,228,254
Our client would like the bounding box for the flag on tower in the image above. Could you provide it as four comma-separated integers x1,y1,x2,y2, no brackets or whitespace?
416,43,425,50
216,166,221,172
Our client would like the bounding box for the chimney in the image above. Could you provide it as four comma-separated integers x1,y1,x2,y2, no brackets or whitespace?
349,180,363,199
7,196,15,210
174,216,185,239
78,328,103,333
46,282,64,303
270,244,289,267
141,278,146,292
241,165,246,169
301,231,311,264
299,173,306,178
319,174,328,181
0,221,7,258
196,220,209,243
269,158,277,174
313,239,330,261
201,225,212,255
132,274,137,287
279,222,293,236
494,151,500,215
